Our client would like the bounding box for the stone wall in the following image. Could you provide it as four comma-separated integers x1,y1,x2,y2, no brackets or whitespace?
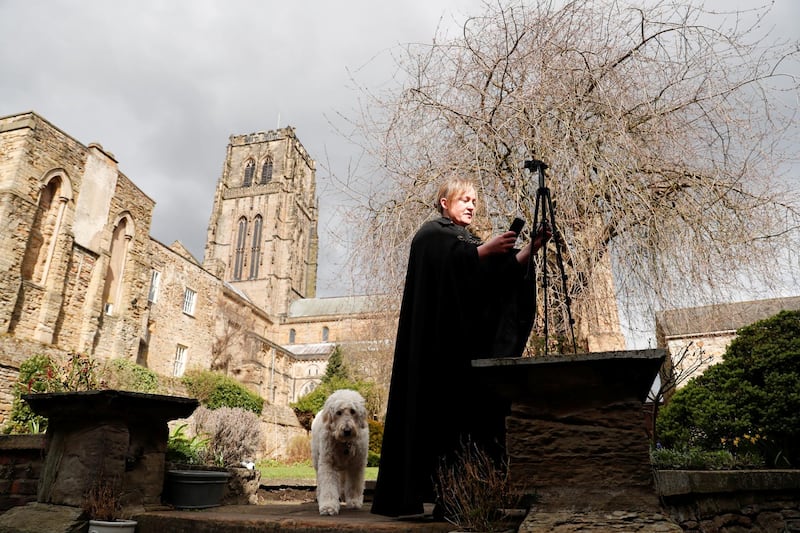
0,435,45,512
664,333,733,382
143,239,224,377
0,113,88,342
90,170,155,361
0,337,74,426
281,311,395,347
655,470,800,532
258,403,306,460
0,112,155,361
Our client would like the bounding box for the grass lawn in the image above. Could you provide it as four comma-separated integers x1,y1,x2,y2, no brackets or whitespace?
258,461,378,482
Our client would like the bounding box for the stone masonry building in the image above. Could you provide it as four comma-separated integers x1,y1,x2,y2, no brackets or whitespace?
655,295,800,388
0,111,393,457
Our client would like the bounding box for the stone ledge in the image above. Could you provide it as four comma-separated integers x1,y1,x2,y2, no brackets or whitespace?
0,435,45,452
655,469,800,497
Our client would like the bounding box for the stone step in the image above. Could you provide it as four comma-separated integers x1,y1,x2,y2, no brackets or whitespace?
133,502,455,533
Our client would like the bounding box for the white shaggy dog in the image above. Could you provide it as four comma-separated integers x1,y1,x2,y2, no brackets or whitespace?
311,389,369,515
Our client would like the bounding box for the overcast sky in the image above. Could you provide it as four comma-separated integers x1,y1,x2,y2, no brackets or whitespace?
1,1,797,300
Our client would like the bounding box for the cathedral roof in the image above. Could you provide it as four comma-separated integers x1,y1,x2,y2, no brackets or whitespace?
656,295,800,337
287,295,386,318
284,342,336,358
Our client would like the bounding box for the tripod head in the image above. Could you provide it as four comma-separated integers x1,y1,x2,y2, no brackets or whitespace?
524,159,548,189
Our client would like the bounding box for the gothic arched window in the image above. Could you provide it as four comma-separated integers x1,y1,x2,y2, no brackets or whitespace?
260,157,273,184
233,217,248,280
102,216,133,315
243,160,255,187
249,215,263,279
22,176,67,284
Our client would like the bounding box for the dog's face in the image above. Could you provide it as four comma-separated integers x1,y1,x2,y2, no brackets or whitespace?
322,390,367,442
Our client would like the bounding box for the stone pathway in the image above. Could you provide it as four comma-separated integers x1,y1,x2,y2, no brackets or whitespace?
518,510,682,532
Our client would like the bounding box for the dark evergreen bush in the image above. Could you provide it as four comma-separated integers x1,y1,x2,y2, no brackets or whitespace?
657,310,800,466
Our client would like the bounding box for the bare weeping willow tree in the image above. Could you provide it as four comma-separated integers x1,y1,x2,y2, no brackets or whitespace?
336,0,800,350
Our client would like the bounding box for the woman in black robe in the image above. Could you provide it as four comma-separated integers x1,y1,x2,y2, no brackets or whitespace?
371,176,549,518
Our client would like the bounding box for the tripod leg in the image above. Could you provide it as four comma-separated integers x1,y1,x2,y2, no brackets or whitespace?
545,193,578,353
540,190,550,354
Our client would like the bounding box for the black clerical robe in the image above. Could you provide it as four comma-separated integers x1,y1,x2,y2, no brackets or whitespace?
371,217,534,517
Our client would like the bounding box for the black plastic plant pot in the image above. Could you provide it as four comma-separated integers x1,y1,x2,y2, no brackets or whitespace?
164,469,231,509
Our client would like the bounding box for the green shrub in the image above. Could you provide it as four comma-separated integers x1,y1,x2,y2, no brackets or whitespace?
657,310,800,466
368,419,383,456
181,370,264,414
650,446,765,470
292,376,371,415
166,423,208,464
367,450,381,468
102,358,159,393
4,354,162,435
2,355,54,434
3,352,105,434
206,381,263,413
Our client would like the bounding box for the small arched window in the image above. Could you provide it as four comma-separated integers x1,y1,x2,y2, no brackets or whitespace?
322,326,329,342
243,160,255,187
289,328,296,344
260,157,273,184
233,217,248,280
249,215,262,279
102,216,133,315
298,381,318,398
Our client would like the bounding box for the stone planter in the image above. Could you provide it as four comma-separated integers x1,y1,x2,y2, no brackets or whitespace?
22,390,199,509
164,469,231,509
472,349,666,512
88,519,138,533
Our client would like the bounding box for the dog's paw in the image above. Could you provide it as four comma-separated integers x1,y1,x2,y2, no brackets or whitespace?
318,503,340,516
345,498,363,509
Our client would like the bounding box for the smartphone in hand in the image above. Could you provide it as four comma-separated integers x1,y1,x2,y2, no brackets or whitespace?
509,217,525,235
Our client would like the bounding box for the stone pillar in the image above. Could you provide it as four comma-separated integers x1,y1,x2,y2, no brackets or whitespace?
473,349,665,512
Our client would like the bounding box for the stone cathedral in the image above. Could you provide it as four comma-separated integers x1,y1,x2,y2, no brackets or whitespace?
0,112,391,456
203,129,319,317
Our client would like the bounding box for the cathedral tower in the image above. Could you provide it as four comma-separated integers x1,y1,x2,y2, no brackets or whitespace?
203,127,318,317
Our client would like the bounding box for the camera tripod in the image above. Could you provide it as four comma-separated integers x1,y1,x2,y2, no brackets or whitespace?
525,159,578,355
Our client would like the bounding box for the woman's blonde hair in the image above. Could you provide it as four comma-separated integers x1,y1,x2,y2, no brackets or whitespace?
435,176,477,215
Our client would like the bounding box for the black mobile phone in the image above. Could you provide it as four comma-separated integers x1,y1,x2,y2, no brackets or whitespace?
509,217,525,235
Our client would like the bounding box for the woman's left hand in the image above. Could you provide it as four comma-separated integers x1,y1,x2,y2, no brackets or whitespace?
477,231,518,258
